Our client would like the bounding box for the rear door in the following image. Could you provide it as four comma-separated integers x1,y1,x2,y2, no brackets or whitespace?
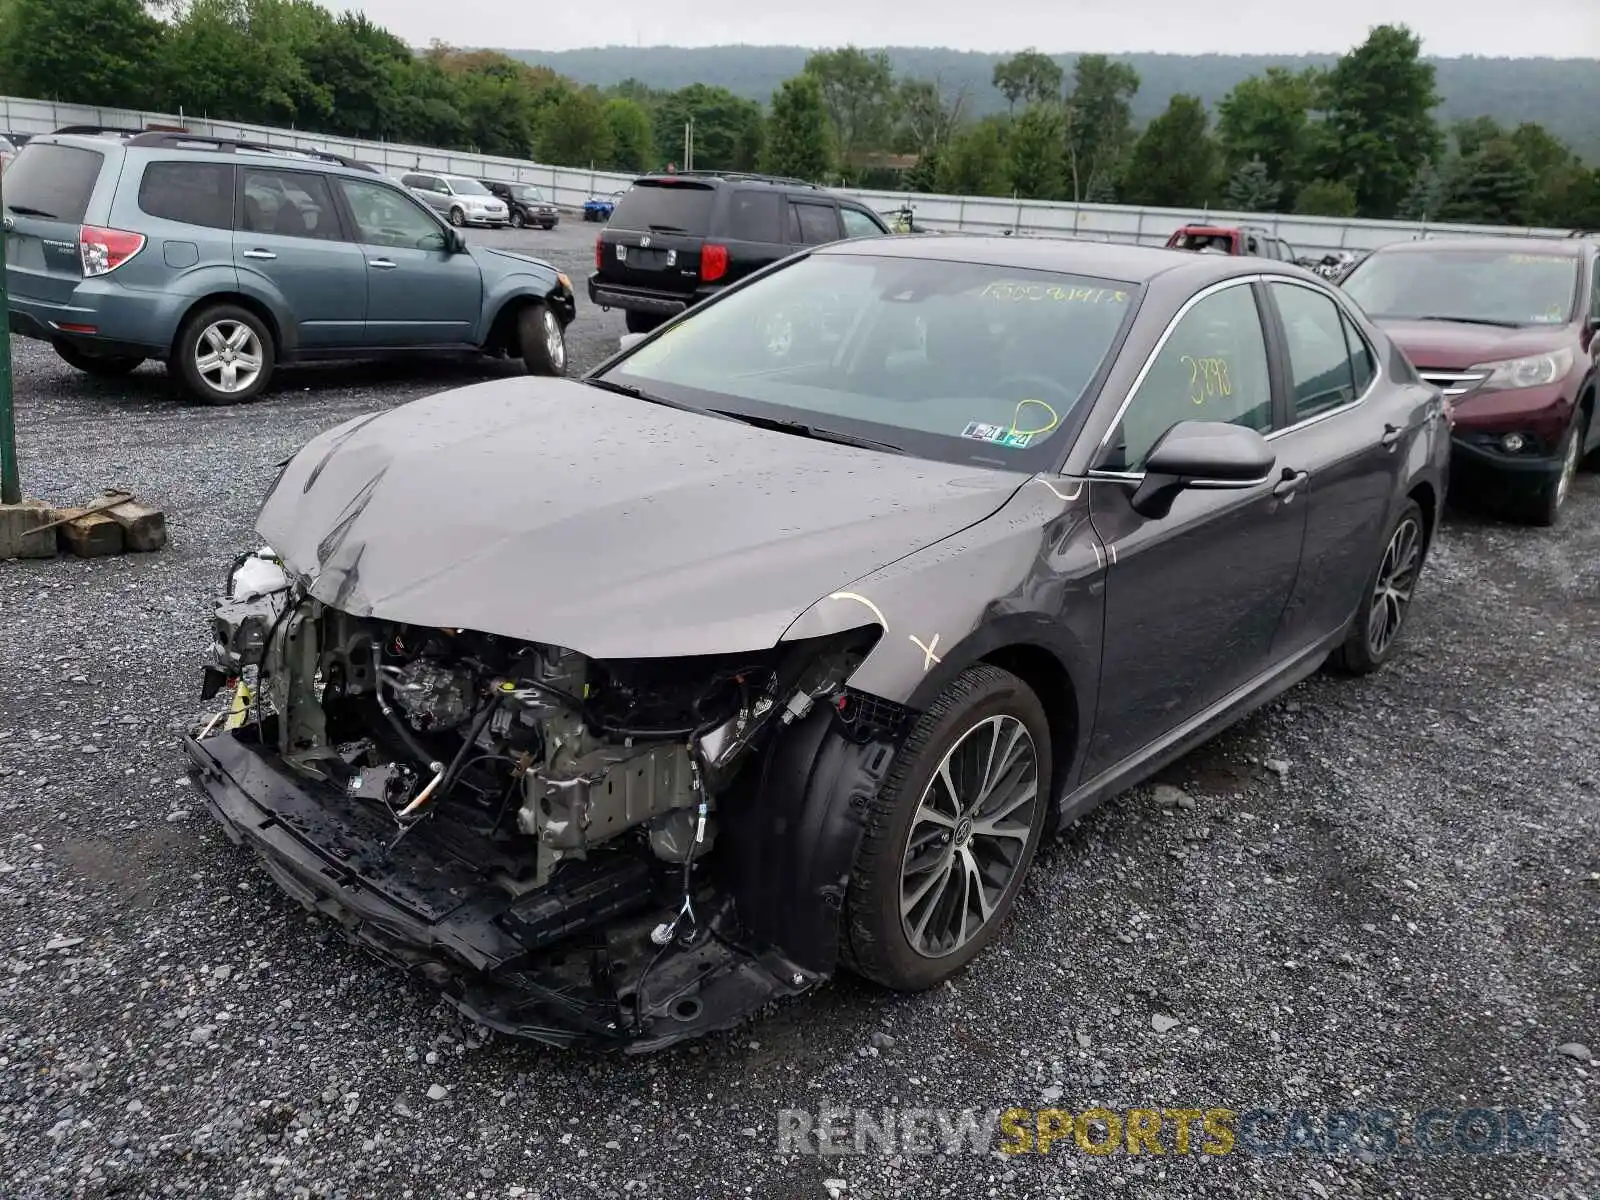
332,175,481,347
720,188,786,281
2,141,108,307
234,166,367,350
599,179,715,297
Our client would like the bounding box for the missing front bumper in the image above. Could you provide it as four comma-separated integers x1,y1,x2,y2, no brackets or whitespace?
181,727,824,1051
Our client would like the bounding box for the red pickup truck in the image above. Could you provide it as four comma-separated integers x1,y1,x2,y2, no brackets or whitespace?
1166,223,1298,262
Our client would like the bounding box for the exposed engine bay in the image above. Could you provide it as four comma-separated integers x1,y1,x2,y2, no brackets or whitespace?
185,548,910,1050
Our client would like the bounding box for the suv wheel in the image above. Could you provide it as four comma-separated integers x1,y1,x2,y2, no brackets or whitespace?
518,304,566,376
509,210,525,229
842,664,1051,991
625,311,664,335
449,207,466,227
54,342,143,377
175,305,274,405
1520,411,1585,527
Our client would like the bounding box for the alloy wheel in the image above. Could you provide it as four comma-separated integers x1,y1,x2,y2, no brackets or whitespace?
1366,515,1422,657
900,714,1039,958
194,320,263,395
542,308,565,372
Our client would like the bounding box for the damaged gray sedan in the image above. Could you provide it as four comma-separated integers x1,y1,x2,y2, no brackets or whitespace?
184,237,1450,1050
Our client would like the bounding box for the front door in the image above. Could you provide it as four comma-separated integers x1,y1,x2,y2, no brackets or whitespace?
333,177,482,347
235,167,367,350
1085,280,1307,776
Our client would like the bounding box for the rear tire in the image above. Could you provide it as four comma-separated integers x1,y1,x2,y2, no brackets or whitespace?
518,303,566,376
625,310,665,335
449,207,465,227
173,304,275,405
842,664,1051,991
54,342,143,377
1330,499,1425,675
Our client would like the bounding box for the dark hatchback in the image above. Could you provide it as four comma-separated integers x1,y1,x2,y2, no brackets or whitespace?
587,171,891,333
1340,235,1600,525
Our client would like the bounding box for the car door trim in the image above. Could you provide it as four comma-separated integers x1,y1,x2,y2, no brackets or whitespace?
1257,276,1382,440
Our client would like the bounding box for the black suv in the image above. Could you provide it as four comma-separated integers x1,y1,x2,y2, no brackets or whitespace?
587,171,892,333
483,180,560,230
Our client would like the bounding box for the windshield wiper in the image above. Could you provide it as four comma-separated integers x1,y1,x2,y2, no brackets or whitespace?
6,204,57,218
583,376,704,413
710,409,906,455
1410,315,1527,329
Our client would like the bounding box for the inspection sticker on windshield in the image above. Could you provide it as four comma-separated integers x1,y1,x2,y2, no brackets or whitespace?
962,421,1033,448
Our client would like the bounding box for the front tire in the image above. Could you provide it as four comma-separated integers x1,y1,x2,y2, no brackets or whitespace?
1518,411,1584,527
509,210,525,229
1330,499,1425,675
843,664,1051,991
518,303,566,376
173,305,274,405
54,342,143,377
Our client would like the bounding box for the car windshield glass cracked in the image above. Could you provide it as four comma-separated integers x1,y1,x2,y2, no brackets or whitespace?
606,253,1139,466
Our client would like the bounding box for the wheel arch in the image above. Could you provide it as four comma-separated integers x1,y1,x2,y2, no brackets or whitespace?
170,292,287,362
1407,478,1438,554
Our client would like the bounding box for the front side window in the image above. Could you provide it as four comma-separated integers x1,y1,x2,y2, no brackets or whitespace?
841,207,886,239
1341,248,1581,327
1271,282,1362,421
138,161,234,230
240,169,340,240
1102,283,1272,472
336,178,447,250
602,253,1139,468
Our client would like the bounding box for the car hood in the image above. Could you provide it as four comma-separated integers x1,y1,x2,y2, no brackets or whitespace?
1374,318,1573,370
255,378,1028,659
475,246,556,273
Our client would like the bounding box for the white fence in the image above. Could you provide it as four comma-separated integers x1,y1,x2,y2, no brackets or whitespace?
1,94,1577,258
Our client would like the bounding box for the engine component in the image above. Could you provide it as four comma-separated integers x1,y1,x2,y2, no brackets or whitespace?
205,549,291,682
346,761,417,806
391,657,475,731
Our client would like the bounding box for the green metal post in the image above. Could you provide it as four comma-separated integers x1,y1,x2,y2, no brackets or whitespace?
0,161,17,505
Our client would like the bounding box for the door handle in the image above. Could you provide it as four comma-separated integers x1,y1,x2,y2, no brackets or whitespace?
241,249,276,260
369,258,397,269
1380,423,1402,448
1272,469,1309,500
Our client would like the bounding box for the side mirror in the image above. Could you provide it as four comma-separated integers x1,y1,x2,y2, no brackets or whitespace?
447,229,466,253
1130,420,1276,519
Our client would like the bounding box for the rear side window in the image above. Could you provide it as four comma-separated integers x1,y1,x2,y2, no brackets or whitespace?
609,182,714,235
138,161,234,229
3,143,104,223
726,190,781,242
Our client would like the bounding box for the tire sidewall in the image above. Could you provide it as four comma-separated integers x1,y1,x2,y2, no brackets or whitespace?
510,210,525,228
176,305,275,405
518,303,565,376
1527,410,1585,526
449,207,465,227
1340,498,1425,673
848,668,1052,990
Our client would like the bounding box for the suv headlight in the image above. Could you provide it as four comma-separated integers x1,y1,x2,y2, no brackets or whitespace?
1469,347,1575,391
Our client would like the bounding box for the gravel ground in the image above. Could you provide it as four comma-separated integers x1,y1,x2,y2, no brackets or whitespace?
1,221,1596,1199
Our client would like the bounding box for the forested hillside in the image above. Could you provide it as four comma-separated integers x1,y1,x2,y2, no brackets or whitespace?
509,46,1600,163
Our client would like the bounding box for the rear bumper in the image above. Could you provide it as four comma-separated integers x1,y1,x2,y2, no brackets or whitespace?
587,275,706,316
8,293,171,355
182,727,821,1052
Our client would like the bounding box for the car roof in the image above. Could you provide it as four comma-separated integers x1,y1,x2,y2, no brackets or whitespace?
28,130,385,179
819,233,1283,286
1371,235,1584,258
630,170,826,193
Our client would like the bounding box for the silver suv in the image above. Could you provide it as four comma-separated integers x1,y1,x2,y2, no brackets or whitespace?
400,173,509,228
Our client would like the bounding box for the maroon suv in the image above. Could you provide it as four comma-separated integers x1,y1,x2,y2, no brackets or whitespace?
1340,235,1600,525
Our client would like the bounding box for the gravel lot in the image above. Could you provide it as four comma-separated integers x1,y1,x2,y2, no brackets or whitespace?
1,220,1596,1199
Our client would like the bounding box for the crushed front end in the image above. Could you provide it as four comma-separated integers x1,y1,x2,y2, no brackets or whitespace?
183,551,908,1050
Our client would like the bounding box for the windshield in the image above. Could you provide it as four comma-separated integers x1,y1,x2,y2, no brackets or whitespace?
599,253,1139,467
445,176,492,196
512,185,545,201
1342,248,1580,326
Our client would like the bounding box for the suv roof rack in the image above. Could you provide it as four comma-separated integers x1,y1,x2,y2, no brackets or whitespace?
52,124,142,138
124,131,381,173
653,169,822,190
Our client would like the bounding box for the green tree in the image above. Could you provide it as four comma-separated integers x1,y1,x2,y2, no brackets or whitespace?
653,84,763,171
1225,157,1281,211
1398,159,1447,221
537,86,612,167
936,119,1008,196
1064,54,1140,202
0,0,164,107
601,97,655,171
1006,103,1067,199
992,49,1063,115
1214,66,1318,206
895,77,966,158
1121,94,1217,207
804,46,895,171
1315,24,1443,218
1294,178,1358,217
762,73,832,181
1440,136,1538,225
297,12,411,140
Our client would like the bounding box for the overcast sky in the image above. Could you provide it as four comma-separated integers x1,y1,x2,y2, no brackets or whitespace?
343,0,1599,57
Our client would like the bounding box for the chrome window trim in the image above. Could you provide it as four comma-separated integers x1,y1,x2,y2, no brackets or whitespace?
1089,274,1267,469
1261,276,1382,439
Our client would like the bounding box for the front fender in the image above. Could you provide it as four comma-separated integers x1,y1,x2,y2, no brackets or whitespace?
480,272,575,341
